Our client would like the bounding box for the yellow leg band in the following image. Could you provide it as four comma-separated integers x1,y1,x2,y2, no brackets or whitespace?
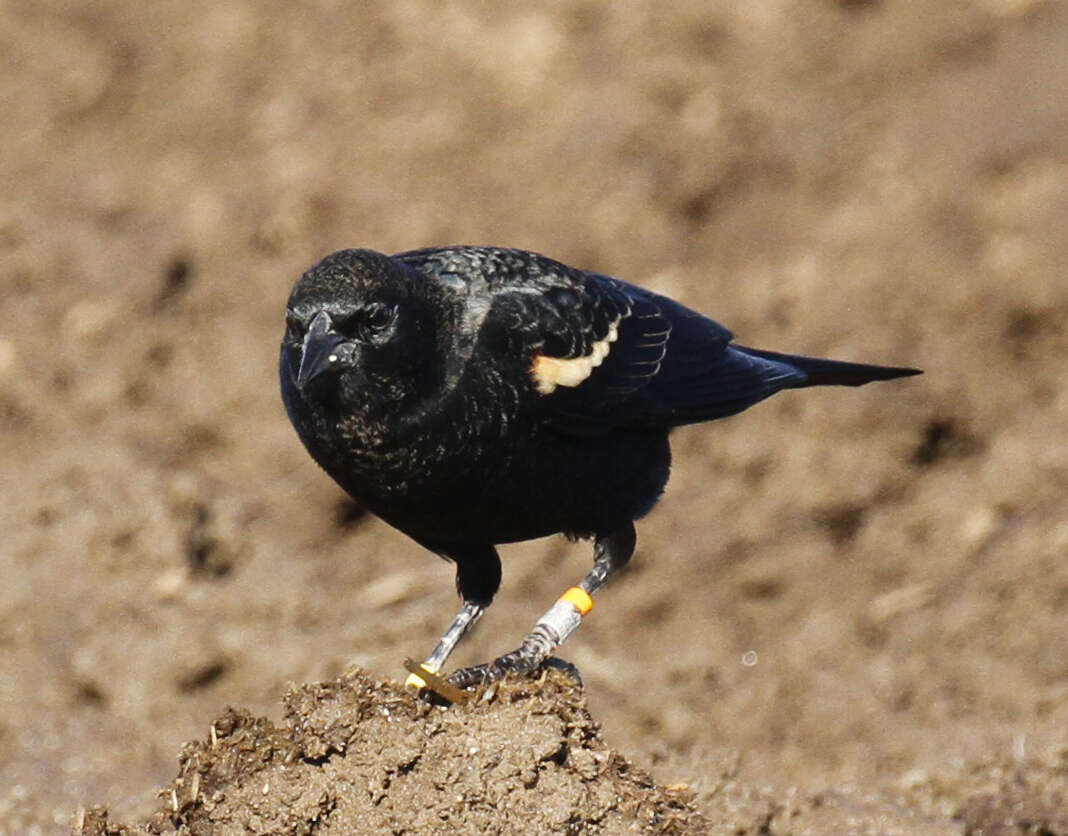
404,662,437,690
559,586,594,616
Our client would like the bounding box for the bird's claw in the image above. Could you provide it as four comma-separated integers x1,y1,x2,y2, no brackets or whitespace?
446,654,583,691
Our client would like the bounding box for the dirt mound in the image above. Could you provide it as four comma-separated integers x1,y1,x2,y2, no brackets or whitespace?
76,668,706,834
75,668,1068,835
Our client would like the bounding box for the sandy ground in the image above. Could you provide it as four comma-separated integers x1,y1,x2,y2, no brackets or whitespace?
1,0,1066,832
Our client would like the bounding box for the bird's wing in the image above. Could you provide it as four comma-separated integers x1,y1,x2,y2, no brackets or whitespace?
396,247,807,435
531,273,814,434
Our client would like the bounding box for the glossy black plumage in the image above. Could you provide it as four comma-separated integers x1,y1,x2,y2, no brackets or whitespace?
280,246,920,688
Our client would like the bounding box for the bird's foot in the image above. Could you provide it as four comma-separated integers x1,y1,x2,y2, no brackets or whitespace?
447,652,582,690
448,630,551,689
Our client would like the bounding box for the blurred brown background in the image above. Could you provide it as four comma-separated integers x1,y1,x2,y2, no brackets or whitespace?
1,0,1066,831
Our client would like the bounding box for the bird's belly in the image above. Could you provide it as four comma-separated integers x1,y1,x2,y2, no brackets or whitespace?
356,427,671,546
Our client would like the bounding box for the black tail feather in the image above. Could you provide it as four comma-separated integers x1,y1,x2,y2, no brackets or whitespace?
734,346,922,388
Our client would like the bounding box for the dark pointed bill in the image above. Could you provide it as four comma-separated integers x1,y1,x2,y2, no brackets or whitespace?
297,311,349,389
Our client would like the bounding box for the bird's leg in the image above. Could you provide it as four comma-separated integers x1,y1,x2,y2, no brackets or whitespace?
448,522,637,689
404,600,485,688
405,543,501,691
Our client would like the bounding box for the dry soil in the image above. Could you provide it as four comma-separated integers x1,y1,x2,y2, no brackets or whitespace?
1,1,1066,833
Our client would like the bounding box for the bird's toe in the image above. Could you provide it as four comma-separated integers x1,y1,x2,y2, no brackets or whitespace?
446,653,582,691
446,662,493,689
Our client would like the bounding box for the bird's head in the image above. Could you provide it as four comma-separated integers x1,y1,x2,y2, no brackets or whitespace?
281,249,442,421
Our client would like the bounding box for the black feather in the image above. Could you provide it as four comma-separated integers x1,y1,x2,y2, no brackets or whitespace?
733,346,923,387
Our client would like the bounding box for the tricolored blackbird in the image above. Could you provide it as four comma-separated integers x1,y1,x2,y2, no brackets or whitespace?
280,246,920,694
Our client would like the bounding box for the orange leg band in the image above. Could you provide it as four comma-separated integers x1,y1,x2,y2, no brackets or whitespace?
559,586,594,616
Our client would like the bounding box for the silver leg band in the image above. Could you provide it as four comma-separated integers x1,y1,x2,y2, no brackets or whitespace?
533,599,584,648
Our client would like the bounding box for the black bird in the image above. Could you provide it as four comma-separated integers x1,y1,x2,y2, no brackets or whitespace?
280,246,920,692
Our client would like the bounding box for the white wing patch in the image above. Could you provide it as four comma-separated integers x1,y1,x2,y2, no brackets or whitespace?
531,318,620,395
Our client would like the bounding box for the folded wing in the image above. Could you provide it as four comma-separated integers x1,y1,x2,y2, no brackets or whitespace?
397,247,919,437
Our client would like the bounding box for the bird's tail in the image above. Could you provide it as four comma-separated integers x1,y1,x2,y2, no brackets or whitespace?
733,346,922,388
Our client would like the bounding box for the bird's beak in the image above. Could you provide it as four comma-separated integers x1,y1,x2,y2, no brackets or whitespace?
297,311,349,389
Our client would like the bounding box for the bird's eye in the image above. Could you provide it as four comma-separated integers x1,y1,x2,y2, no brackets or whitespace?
332,304,396,342
364,304,394,332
